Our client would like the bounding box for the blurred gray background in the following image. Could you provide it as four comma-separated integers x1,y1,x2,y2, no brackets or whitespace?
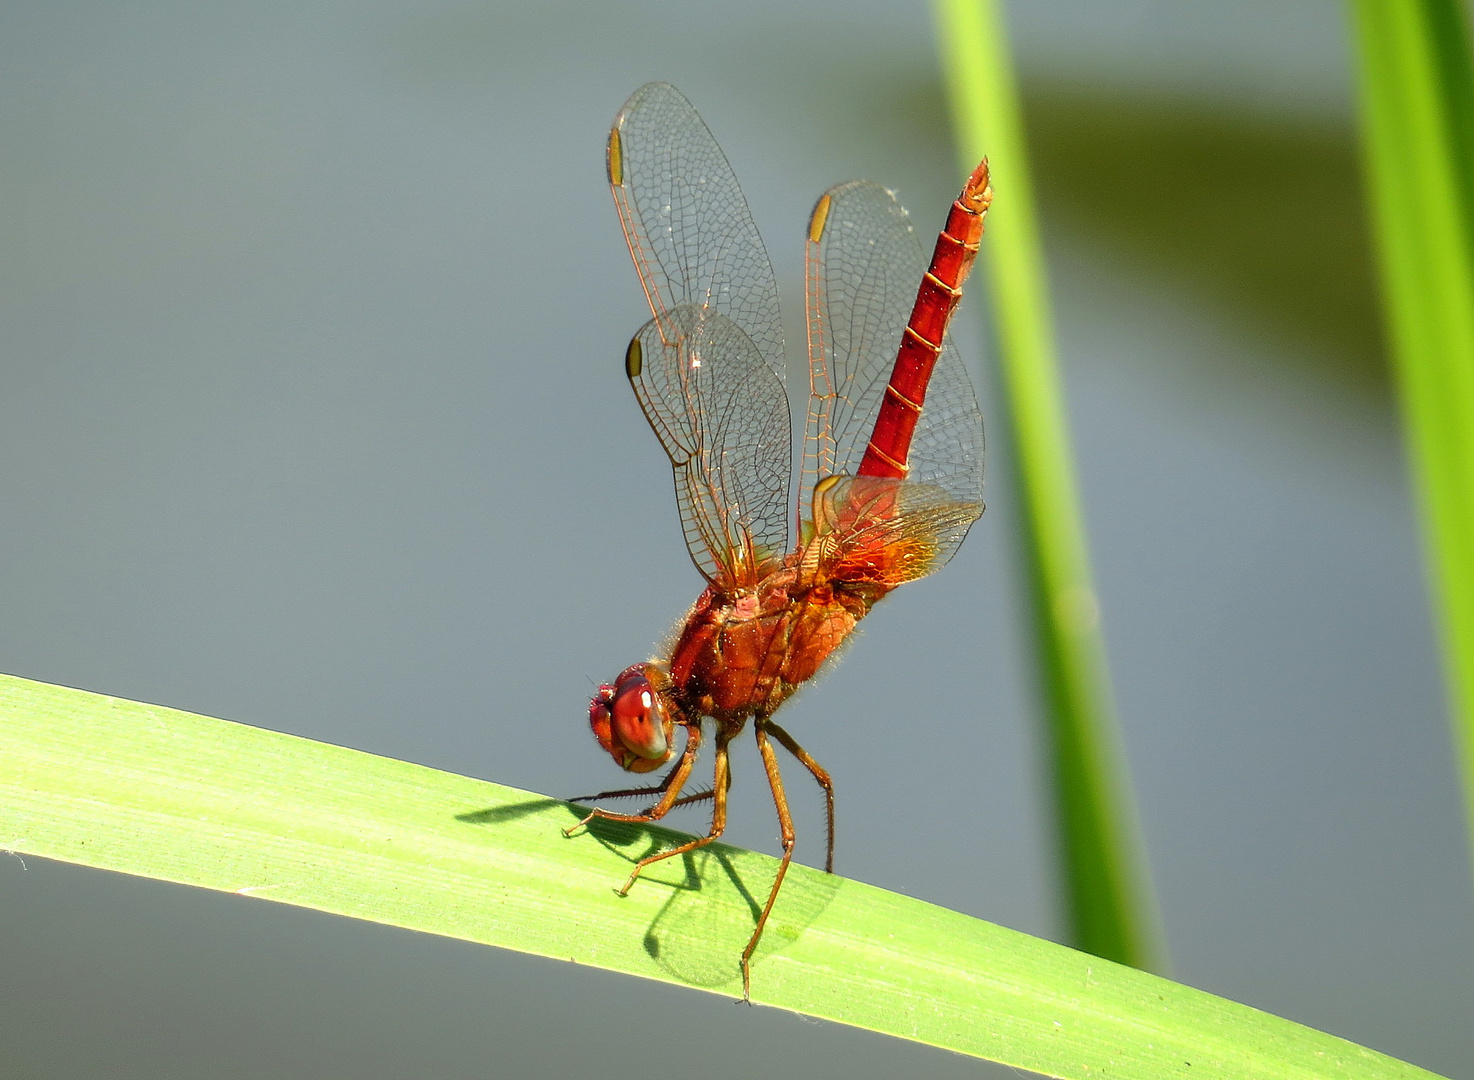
2,1,1470,1077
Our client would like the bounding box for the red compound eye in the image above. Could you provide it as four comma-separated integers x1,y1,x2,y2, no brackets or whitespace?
588,667,674,773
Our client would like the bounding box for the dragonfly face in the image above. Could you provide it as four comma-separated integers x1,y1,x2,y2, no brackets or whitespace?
587,663,676,773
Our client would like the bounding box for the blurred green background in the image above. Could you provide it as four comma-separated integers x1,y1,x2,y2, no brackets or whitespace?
1,1,1468,1077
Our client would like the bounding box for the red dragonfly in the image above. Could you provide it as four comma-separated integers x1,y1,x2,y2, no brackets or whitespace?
571,82,990,999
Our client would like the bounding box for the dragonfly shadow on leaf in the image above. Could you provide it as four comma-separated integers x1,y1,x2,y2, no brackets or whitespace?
454,798,695,862
575,811,691,864
456,798,842,990
636,842,843,990
454,798,566,825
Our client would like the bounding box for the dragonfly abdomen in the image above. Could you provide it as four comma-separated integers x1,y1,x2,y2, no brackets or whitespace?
858,160,992,480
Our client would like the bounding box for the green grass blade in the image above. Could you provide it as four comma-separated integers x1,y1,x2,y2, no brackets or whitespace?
0,672,1441,1079
932,0,1159,969
1348,0,1474,898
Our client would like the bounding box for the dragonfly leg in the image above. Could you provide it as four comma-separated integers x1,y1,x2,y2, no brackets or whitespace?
606,787,717,819
563,723,702,837
741,717,797,1002
568,726,698,804
613,728,732,895
575,784,714,816
763,719,834,873
656,789,716,814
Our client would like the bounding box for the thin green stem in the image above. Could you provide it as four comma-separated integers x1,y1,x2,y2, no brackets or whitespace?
1348,0,1474,893
932,0,1160,969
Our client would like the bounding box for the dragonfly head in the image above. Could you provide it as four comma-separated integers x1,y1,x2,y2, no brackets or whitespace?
588,663,675,773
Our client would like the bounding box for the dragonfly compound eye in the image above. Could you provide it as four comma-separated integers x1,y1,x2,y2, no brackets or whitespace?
602,672,673,772
588,684,619,762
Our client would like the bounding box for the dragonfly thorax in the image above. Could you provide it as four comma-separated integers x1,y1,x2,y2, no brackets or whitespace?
658,565,879,723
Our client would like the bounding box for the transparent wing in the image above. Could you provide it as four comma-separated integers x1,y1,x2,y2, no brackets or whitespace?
808,475,981,589
802,180,984,576
627,306,790,585
609,82,790,585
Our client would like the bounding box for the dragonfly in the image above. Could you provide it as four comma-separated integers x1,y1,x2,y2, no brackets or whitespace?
569,82,990,999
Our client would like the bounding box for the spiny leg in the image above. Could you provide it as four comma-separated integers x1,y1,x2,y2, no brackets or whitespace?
614,728,733,895
574,783,714,817
740,717,796,1002
653,789,716,813
764,719,834,873
631,757,725,815
647,749,733,814
563,723,702,837
568,725,699,804
568,780,673,804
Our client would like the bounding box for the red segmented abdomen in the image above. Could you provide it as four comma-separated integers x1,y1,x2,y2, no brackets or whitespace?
857,159,992,479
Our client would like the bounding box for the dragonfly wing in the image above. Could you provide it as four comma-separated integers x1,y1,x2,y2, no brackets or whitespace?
802,179,985,519
810,474,981,588
911,332,986,509
627,306,790,585
610,82,790,585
